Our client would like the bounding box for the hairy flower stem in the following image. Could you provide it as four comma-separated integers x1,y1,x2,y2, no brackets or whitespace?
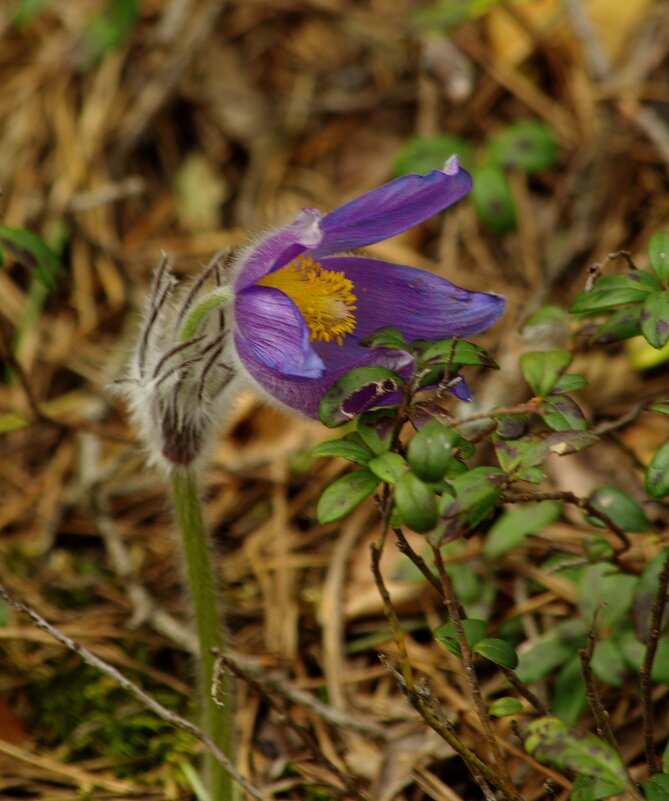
170,467,233,801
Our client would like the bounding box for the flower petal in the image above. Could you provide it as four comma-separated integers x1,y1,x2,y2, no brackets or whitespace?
319,256,504,340
312,161,472,257
234,332,414,418
234,286,325,378
233,209,323,291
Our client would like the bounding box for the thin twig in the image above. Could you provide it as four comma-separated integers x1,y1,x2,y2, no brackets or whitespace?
431,546,521,801
499,667,549,716
640,548,669,775
578,618,618,751
0,583,270,801
213,650,388,742
378,655,502,801
212,651,368,801
393,527,443,597
501,489,631,553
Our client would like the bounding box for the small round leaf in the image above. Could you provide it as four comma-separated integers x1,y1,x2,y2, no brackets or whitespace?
645,437,669,499
394,472,438,533
473,637,518,669
649,231,669,283
490,697,523,717
317,470,379,524
587,486,650,532
407,420,459,482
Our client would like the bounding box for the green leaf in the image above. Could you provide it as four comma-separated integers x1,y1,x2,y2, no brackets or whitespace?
80,0,140,68
552,656,587,725
11,0,53,27
418,339,499,370
524,717,629,791
649,398,669,415
437,466,506,539
367,452,407,484
552,374,588,394
587,486,651,532
312,438,373,466
411,0,501,30
645,438,669,499
484,501,561,560
649,231,669,283
490,697,523,717
520,350,572,397
571,775,629,801
357,408,396,455
577,564,637,632
434,618,488,657
394,472,438,533
359,326,406,350
541,396,588,431
496,414,530,440
642,774,669,801
393,135,475,176
516,620,588,684
470,164,516,234
591,639,627,687
316,470,379,524
407,420,459,482
641,291,669,349
473,637,518,669
651,638,669,683
590,306,642,344
571,273,659,314
486,119,558,174
0,224,63,290
521,304,570,341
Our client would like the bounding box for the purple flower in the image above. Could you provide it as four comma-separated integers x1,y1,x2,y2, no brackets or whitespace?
231,157,504,418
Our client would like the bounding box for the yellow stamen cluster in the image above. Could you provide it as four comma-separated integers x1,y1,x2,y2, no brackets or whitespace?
257,255,357,345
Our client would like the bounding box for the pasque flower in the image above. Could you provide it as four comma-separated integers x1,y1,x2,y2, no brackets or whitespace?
231,155,504,417
121,157,503,469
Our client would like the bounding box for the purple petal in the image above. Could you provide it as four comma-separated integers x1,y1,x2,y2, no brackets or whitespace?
447,374,471,402
234,333,414,418
234,286,325,378
234,209,323,291
311,161,472,258
319,256,504,340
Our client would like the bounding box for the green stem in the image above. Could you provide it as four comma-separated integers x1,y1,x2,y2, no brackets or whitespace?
170,466,233,801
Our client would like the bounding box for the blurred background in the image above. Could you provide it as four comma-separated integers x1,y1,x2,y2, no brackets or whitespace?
1,1,669,799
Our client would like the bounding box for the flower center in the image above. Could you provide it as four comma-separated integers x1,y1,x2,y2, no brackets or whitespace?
257,255,357,345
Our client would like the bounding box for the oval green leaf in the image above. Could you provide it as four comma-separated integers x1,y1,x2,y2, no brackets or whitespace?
470,164,516,234
645,437,669,499
367,452,407,484
473,637,518,669
489,697,523,717
434,618,487,658
649,231,669,283
520,350,572,397
316,470,379,524
486,119,558,174
641,291,669,349
524,717,628,791
407,420,459,482
394,472,438,533
312,438,373,466
587,486,651,532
